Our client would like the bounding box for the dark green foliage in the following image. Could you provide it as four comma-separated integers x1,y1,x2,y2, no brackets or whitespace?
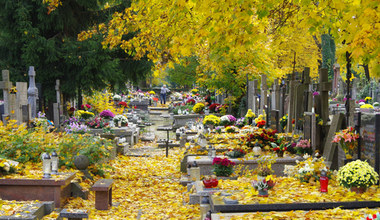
0,0,150,102
167,57,197,89
321,34,336,80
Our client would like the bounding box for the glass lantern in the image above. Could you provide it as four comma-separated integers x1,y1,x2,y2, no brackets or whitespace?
42,153,51,179
51,151,59,175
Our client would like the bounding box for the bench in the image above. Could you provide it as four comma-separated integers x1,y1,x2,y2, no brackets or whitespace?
91,179,114,210
60,209,89,220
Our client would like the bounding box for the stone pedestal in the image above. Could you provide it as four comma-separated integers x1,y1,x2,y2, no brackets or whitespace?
173,114,204,129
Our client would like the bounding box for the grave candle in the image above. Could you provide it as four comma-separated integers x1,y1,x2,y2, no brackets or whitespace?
42,153,51,179
51,151,59,175
320,170,328,193
189,161,200,181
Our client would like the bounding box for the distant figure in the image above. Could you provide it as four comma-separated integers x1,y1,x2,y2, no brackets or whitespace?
160,84,170,104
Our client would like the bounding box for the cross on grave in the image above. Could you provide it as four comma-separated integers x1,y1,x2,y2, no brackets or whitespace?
0,70,13,123
16,82,29,124
260,75,268,115
27,66,38,119
317,68,332,126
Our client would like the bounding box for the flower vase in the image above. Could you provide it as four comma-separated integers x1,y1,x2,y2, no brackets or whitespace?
350,186,367,194
277,151,284,157
258,189,269,197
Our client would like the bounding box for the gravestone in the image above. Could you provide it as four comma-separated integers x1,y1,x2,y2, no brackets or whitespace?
247,80,258,114
259,75,267,115
279,80,286,120
53,80,62,128
286,80,296,133
360,113,380,175
351,78,358,100
270,110,279,131
322,113,345,169
304,112,317,152
27,66,38,119
0,70,12,123
271,79,280,111
318,68,331,126
332,64,340,96
16,82,29,124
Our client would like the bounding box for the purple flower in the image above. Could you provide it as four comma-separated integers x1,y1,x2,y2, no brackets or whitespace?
313,92,319,96
359,99,365,103
99,110,115,118
227,115,236,122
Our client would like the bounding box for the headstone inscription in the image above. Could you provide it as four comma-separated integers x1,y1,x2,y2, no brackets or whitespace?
360,113,380,175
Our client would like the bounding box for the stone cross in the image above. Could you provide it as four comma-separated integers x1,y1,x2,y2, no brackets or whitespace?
0,70,12,122
16,82,29,124
247,80,258,114
260,75,268,115
27,66,38,119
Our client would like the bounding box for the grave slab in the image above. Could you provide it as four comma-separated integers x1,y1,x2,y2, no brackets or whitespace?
0,173,75,208
187,156,301,176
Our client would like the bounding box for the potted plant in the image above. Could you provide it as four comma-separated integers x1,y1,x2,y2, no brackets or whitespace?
212,157,235,177
203,114,220,129
113,115,128,127
99,110,115,120
225,126,237,133
337,160,379,193
270,137,290,157
245,109,255,125
252,176,276,197
193,103,205,114
225,148,246,159
294,155,331,184
332,127,359,160
255,154,276,180
219,115,236,127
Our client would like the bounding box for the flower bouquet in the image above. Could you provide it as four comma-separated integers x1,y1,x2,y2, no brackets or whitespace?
245,109,255,124
255,154,276,177
76,110,95,120
64,122,89,134
203,115,220,128
332,127,359,159
270,137,290,157
113,115,128,126
99,110,115,119
252,176,276,197
294,155,331,184
209,103,221,113
280,114,288,130
225,148,246,158
186,99,196,105
87,117,109,129
220,115,236,126
295,139,312,155
118,101,128,108
337,160,379,192
193,103,205,114
0,158,17,175
256,120,266,128
212,157,235,177
235,117,246,128
191,89,199,95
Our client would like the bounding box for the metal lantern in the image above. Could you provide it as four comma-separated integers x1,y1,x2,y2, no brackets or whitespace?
51,151,59,175
42,153,51,179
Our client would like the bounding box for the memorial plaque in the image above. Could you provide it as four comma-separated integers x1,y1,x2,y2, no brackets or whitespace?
360,113,380,175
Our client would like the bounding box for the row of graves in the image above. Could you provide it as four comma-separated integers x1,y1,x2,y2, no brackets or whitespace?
170,68,380,219
0,68,162,219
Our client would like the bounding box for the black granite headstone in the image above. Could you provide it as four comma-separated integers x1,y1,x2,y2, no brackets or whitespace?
360,113,380,175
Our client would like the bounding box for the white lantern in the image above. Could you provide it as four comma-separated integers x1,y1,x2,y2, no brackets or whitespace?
51,151,59,175
42,153,51,178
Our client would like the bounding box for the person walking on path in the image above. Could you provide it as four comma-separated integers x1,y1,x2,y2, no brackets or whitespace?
160,84,170,105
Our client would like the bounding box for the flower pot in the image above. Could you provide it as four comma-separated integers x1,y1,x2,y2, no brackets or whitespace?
350,186,367,194
258,189,268,197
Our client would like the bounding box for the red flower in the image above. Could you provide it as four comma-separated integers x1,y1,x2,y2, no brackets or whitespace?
292,119,295,124
212,157,222,165
86,104,91,109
